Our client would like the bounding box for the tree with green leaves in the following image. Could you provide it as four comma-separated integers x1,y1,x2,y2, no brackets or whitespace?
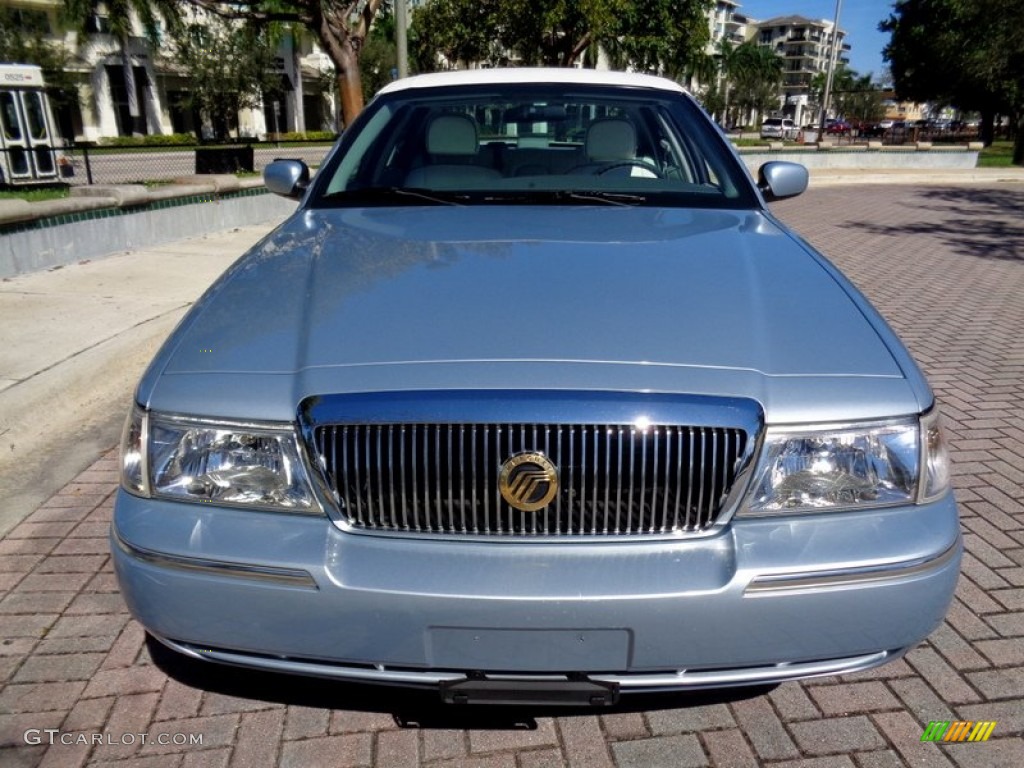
359,10,421,102
881,0,1024,162
170,16,283,140
413,0,712,74
700,39,781,127
412,0,500,69
64,0,182,136
729,41,782,122
176,1,386,128
811,65,886,127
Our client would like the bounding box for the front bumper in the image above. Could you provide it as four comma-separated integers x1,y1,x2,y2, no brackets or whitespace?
112,489,961,690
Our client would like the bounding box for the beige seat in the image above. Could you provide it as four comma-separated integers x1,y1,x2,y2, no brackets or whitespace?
585,119,637,163
405,114,502,187
572,118,657,177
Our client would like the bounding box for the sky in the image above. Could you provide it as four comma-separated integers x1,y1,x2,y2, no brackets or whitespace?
735,1,894,80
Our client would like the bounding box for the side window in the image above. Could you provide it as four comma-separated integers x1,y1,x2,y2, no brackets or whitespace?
24,92,48,140
325,104,395,194
652,109,697,184
0,92,22,140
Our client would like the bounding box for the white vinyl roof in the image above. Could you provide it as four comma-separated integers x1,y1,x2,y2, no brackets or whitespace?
377,67,688,96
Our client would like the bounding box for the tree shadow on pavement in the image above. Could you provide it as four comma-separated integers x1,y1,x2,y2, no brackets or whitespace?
146,635,775,730
840,186,1024,262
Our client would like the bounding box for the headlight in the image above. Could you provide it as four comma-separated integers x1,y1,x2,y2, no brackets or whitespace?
919,408,951,503
743,412,949,515
120,404,148,496
120,406,318,513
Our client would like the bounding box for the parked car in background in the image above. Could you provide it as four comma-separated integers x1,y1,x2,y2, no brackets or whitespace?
855,121,885,138
113,68,961,705
825,119,852,135
760,117,797,140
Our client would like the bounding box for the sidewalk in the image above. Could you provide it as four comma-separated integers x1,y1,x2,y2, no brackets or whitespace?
0,222,284,537
806,166,1024,187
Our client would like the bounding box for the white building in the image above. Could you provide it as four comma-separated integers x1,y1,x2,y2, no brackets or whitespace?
694,4,852,128
0,0,336,142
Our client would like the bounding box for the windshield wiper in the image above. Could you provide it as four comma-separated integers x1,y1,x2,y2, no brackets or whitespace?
322,187,647,207
322,187,467,206
560,190,647,207
477,189,646,207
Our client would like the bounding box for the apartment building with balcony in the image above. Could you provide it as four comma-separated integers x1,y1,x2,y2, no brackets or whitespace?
708,1,749,50
0,0,333,142
752,14,849,126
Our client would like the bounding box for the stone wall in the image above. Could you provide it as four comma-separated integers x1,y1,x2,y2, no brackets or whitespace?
0,177,297,278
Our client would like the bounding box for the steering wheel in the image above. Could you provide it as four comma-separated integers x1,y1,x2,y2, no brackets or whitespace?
595,159,663,178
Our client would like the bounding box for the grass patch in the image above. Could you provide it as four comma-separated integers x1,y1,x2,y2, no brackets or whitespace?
731,138,809,148
977,141,1015,167
0,187,69,202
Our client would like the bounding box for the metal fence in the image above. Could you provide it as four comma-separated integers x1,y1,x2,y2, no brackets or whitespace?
1,139,336,188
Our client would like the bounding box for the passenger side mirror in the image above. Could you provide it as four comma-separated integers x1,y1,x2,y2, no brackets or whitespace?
758,161,808,202
264,159,311,200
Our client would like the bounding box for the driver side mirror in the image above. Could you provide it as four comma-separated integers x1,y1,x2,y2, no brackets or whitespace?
757,161,808,202
264,159,311,200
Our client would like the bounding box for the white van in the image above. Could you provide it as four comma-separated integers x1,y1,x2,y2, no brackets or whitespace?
760,117,796,140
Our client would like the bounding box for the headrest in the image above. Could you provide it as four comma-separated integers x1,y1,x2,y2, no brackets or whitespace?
585,119,636,162
427,114,479,155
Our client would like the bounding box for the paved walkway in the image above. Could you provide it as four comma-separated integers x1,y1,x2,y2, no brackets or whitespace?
1,178,1024,767
0,224,285,537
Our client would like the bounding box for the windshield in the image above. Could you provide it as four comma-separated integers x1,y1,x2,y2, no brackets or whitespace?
310,83,757,209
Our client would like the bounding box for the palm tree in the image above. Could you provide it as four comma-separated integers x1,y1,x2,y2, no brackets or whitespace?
713,38,739,125
64,0,180,136
731,43,783,122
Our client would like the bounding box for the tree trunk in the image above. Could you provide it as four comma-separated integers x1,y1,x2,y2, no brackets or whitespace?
980,110,995,147
337,59,364,130
314,15,365,129
1013,113,1024,166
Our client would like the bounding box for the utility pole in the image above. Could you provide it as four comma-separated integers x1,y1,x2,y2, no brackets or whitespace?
396,0,409,78
818,0,844,139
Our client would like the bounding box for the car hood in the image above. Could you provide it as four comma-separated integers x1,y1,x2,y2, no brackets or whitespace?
143,205,924,423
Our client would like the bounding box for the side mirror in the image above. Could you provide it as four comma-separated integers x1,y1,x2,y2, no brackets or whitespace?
264,159,310,200
758,161,808,202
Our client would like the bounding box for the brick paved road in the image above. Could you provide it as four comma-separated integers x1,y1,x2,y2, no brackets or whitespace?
2,183,1023,768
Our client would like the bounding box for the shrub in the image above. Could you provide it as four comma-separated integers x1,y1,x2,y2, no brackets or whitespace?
98,134,196,147
270,131,338,142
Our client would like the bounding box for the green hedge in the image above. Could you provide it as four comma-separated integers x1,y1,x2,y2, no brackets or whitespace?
95,132,337,147
98,134,197,147
269,131,338,141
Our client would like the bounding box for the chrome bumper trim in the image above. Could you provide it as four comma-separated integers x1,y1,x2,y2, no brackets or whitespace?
153,634,903,690
595,650,899,688
112,528,319,590
744,537,961,596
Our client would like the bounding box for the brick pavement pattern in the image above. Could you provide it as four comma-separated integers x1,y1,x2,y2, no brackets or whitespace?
2,184,1023,767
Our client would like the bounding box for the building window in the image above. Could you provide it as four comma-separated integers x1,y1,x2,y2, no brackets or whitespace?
105,65,150,136
89,14,111,34
11,8,50,34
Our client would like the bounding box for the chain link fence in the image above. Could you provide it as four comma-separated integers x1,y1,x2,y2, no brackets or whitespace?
1,139,335,188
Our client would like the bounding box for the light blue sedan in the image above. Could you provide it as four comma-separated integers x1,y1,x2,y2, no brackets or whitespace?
113,68,960,706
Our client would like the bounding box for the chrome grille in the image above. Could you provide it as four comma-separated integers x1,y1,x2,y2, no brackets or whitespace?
314,423,748,536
